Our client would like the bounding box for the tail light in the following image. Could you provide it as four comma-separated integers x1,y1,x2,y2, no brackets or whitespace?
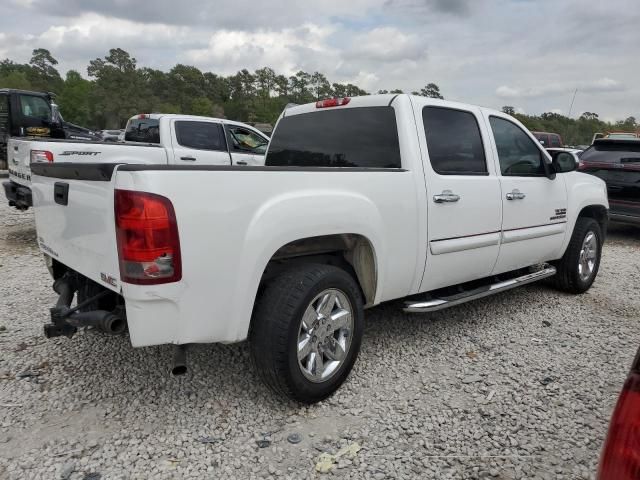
114,189,181,285
31,150,53,163
598,349,640,479
316,97,350,108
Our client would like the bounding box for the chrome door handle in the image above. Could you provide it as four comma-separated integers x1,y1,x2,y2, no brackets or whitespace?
506,189,526,200
180,156,196,161
433,190,460,203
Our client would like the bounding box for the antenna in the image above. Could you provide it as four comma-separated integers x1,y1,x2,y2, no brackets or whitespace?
568,88,578,118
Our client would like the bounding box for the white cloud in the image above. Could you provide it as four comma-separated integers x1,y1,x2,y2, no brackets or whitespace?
185,24,337,76
0,0,638,120
346,27,425,62
496,78,625,99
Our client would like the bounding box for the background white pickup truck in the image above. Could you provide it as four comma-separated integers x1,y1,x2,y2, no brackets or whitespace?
30,94,609,403
4,114,269,209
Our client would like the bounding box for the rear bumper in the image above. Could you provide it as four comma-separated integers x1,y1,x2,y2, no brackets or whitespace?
3,180,32,209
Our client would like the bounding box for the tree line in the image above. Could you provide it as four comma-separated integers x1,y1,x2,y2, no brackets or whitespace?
0,48,636,145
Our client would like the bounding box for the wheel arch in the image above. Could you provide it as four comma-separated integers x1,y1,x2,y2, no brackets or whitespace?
577,204,609,239
257,233,379,307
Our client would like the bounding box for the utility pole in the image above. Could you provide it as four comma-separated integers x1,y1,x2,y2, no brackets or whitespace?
568,88,578,118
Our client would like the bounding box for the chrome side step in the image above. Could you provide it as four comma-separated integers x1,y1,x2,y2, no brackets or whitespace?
403,266,557,313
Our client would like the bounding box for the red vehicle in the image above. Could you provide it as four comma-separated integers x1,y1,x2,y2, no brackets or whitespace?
532,131,563,148
597,346,640,479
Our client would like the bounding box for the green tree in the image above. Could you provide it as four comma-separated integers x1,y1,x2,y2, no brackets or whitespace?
28,48,62,91
416,83,443,99
57,70,93,126
502,106,516,115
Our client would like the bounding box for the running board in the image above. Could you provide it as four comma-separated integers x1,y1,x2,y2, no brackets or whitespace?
403,266,557,313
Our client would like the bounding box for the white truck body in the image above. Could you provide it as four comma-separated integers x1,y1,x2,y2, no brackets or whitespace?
30,94,609,402
6,114,269,208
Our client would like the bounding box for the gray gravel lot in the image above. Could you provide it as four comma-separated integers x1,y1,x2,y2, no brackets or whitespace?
1,200,639,480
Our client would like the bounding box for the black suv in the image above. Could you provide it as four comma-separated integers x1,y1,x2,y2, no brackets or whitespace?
579,138,640,225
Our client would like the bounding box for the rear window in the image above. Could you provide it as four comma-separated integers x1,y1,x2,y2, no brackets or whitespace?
549,134,562,147
581,142,640,163
175,121,226,151
266,107,401,168
125,118,160,143
422,106,487,175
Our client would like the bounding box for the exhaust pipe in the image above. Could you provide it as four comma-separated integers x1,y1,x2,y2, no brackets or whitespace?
171,345,188,376
66,310,126,335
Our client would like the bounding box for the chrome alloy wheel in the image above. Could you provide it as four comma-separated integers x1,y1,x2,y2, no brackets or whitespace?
578,230,598,282
297,288,354,383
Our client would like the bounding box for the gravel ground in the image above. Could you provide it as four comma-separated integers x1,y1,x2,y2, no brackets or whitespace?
1,200,639,480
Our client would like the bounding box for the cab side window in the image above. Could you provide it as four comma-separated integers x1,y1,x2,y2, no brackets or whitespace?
175,121,226,151
422,107,488,175
489,117,546,176
227,126,268,154
19,95,50,120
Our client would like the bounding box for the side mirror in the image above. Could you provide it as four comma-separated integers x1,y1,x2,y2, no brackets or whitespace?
50,103,61,125
551,151,577,173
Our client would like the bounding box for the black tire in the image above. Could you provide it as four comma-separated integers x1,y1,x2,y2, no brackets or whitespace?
250,264,364,404
551,217,603,294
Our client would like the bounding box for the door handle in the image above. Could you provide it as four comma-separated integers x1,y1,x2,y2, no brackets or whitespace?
506,189,526,200
180,156,196,161
236,161,247,165
433,190,460,203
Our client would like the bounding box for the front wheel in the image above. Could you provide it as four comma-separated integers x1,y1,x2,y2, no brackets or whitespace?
551,217,603,294
250,264,364,404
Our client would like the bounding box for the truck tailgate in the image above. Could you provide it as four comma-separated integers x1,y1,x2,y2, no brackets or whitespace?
31,163,121,292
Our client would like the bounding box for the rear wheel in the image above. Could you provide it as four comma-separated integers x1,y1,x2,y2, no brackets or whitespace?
551,217,603,294
250,264,364,404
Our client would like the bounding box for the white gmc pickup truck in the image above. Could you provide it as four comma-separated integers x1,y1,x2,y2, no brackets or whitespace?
30,94,609,403
5,114,269,209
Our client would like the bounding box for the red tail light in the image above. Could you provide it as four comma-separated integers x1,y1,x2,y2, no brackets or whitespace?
598,351,640,479
31,150,53,163
115,189,181,285
316,97,351,108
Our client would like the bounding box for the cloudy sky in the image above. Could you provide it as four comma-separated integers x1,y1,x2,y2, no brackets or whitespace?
1,0,638,121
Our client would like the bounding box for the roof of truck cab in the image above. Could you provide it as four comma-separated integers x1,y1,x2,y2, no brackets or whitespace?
133,114,265,130
0,88,50,96
281,94,505,118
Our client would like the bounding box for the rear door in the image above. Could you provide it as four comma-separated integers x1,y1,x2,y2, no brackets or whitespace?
224,124,269,165
416,101,502,291
170,120,231,165
485,113,568,274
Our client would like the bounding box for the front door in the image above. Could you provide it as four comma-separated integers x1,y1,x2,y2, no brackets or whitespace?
170,119,231,165
224,124,269,165
417,102,503,292
485,114,568,274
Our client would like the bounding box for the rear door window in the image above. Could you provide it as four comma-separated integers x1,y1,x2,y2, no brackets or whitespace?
175,121,226,151
489,117,546,176
549,134,562,148
422,106,487,175
125,118,160,143
266,106,401,168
